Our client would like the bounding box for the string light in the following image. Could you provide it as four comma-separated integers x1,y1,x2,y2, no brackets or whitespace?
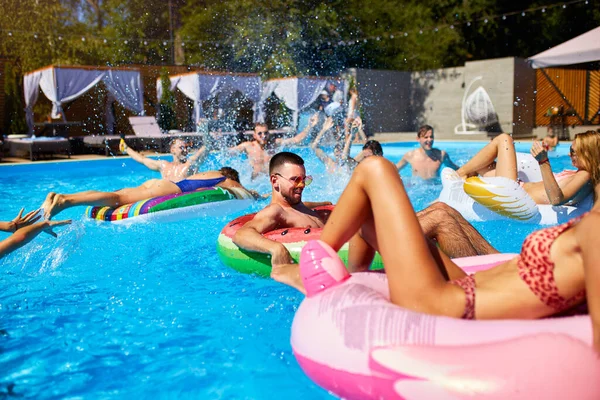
0,0,593,50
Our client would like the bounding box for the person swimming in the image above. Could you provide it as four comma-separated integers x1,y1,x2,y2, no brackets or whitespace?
396,125,459,179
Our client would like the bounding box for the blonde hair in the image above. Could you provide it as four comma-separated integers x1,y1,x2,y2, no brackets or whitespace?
573,130,600,201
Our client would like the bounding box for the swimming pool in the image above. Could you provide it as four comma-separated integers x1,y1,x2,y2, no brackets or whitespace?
0,140,575,398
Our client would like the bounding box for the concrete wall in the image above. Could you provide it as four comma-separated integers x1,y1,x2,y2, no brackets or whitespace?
410,67,465,139
357,57,537,139
350,68,412,135
513,58,536,137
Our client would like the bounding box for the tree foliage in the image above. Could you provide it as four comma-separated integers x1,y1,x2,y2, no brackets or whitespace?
0,0,599,76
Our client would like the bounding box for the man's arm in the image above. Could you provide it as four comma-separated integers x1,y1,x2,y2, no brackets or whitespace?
396,154,410,171
228,141,248,154
184,145,209,173
121,140,162,171
442,151,459,170
233,205,289,256
277,113,320,146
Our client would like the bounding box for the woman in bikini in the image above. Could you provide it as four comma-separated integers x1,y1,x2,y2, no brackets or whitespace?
452,131,600,205
305,155,600,353
41,167,258,220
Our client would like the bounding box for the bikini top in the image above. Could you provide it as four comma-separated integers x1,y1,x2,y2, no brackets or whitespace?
517,213,588,312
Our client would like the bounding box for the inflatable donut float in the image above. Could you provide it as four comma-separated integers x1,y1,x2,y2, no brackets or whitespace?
217,205,384,276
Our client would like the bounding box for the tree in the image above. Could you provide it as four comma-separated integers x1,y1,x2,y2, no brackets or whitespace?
157,69,177,132
3,62,27,135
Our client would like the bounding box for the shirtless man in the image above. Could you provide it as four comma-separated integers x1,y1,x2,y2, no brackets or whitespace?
396,125,459,179
41,167,257,220
228,123,275,179
233,152,497,293
120,138,208,181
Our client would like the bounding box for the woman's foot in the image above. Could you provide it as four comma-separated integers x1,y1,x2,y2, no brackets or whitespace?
300,240,349,297
41,192,67,220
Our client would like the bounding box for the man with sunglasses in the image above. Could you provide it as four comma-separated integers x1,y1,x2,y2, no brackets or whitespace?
232,152,498,293
233,152,331,292
228,123,277,179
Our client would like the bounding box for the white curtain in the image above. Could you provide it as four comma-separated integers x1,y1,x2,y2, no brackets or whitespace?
23,69,45,135
171,74,222,125
23,66,145,135
255,80,280,123
102,69,145,115
220,75,262,122
40,68,105,120
272,78,327,128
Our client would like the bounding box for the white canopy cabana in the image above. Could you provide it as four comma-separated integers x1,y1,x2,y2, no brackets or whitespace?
23,65,145,135
256,76,347,128
529,26,600,69
156,71,262,126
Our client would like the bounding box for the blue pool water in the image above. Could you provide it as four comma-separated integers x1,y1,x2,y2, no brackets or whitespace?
0,140,575,398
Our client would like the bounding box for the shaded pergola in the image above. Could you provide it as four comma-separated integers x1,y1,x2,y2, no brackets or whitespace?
23,65,145,135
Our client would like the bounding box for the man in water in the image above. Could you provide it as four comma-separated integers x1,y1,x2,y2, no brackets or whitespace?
228,123,276,179
396,125,459,179
233,152,497,293
121,138,209,181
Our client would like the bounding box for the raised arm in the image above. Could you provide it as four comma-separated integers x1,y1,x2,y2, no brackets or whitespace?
442,151,459,170
228,141,249,155
185,145,209,173
0,219,71,258
532,142,590,205
575,209,600,353
121,140,162,171
277,113,320,146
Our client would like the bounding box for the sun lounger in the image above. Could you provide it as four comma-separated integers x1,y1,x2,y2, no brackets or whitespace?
5,137,71,161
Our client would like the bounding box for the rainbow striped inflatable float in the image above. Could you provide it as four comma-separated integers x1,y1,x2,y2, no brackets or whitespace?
86,187,253,224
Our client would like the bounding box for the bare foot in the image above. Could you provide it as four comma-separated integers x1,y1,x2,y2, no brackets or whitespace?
40,192,56,219
43,193,67,220
271,263,307,294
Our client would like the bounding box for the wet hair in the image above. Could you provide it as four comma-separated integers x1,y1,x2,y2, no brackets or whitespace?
219,166,240,183
363,140,383,156
417,125,434,138
254,122,269,131
269,152,304,174
572,130,600,201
